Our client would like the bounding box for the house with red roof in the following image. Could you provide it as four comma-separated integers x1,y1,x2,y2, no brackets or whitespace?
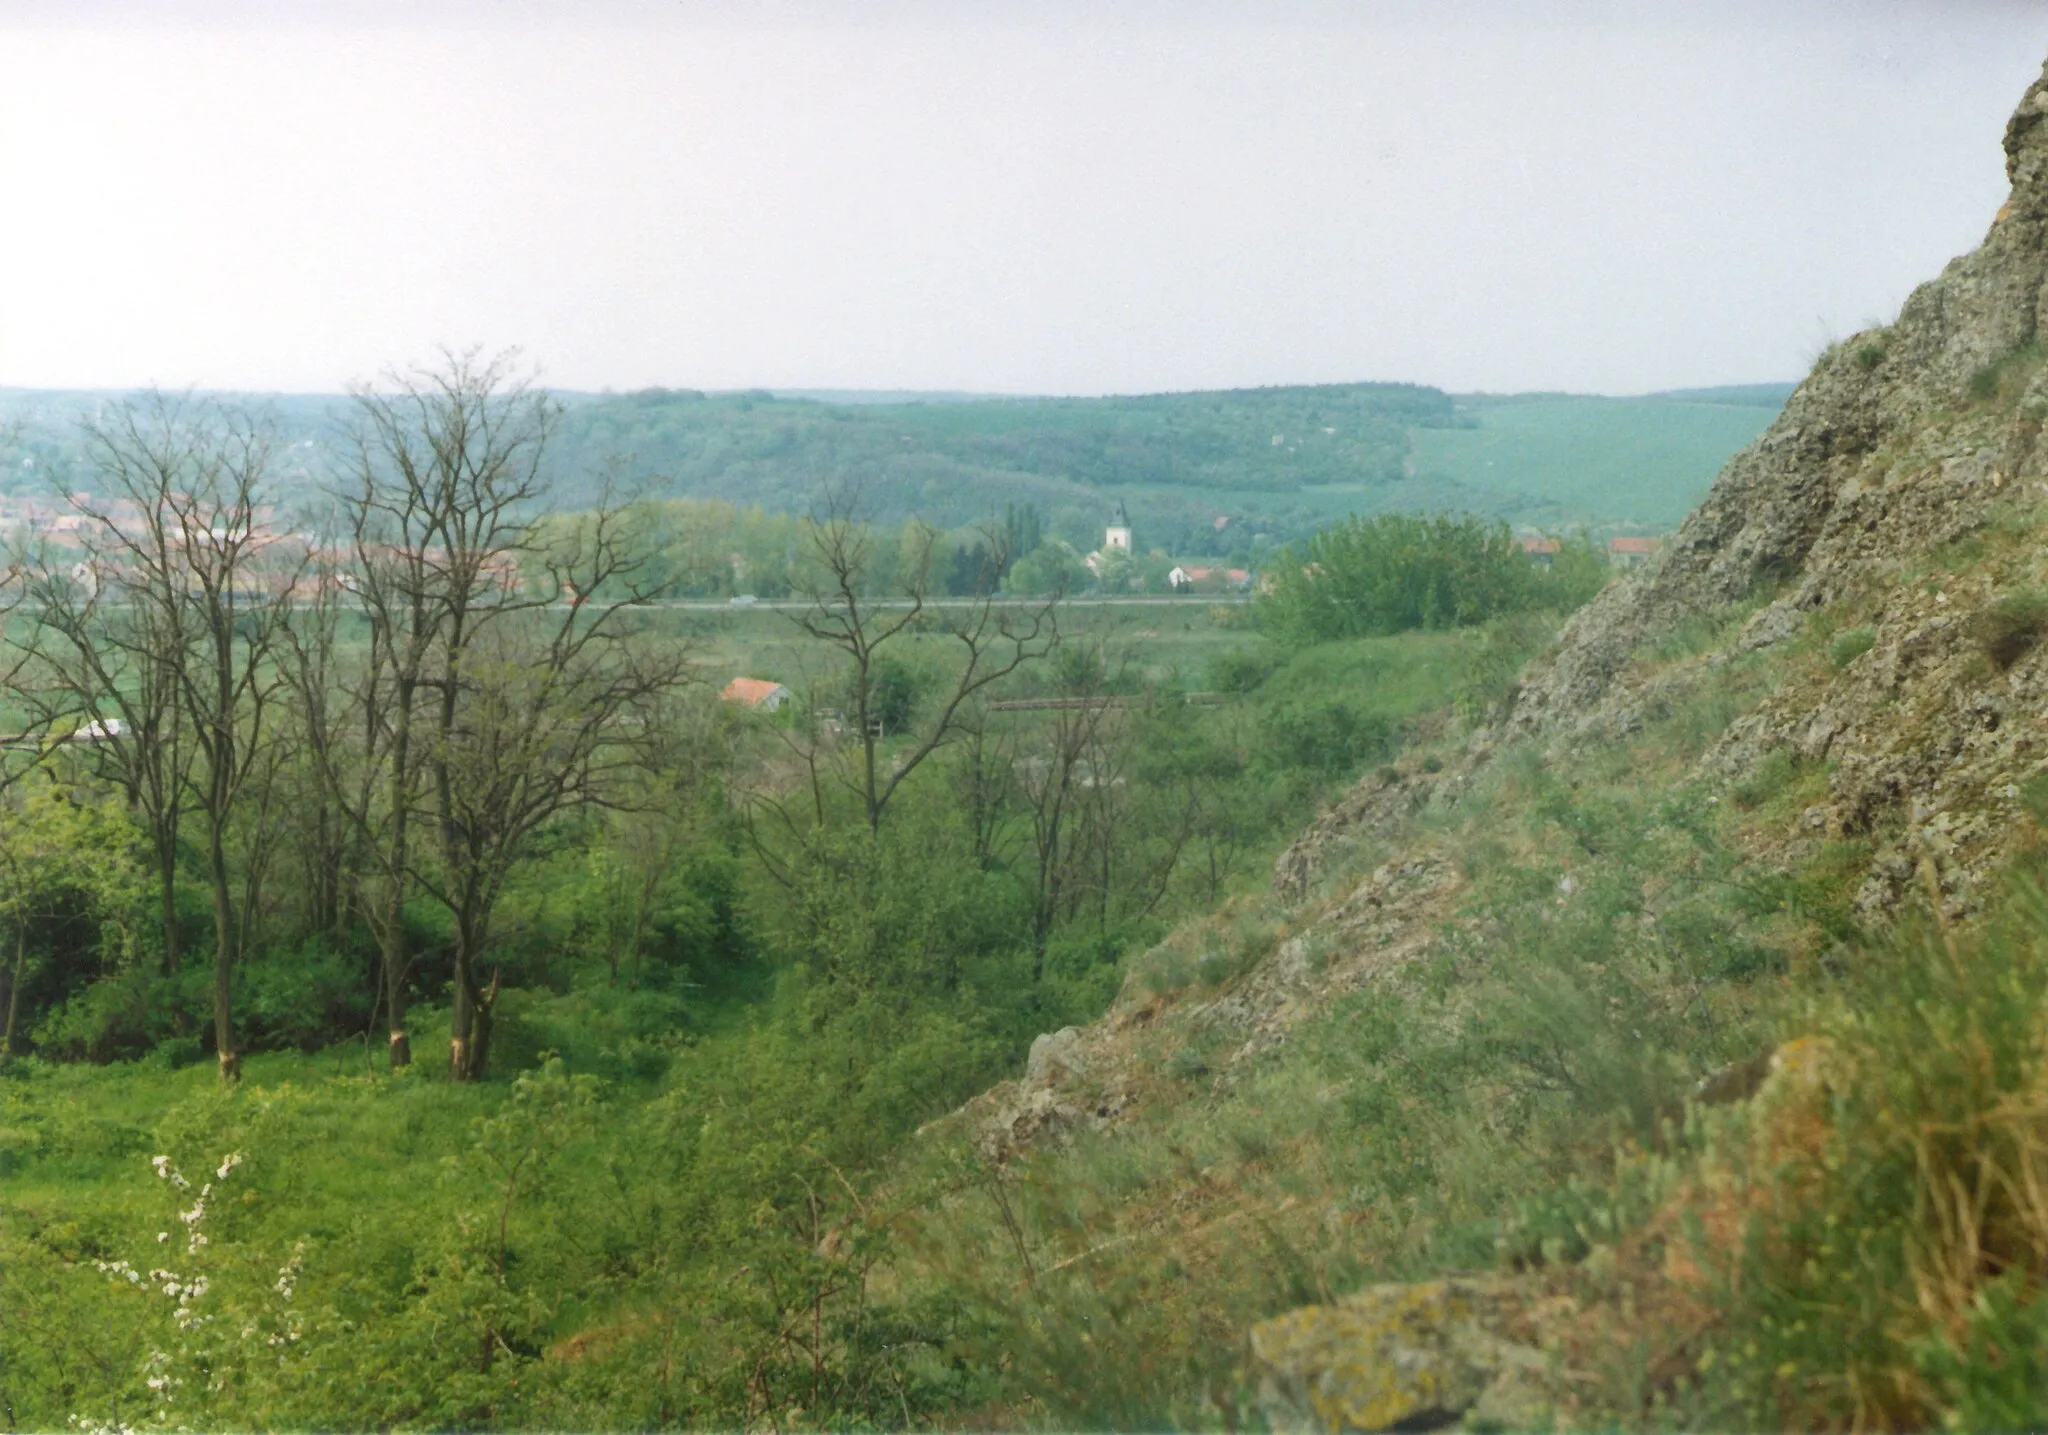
1608,536,1661,570
720,677,792,712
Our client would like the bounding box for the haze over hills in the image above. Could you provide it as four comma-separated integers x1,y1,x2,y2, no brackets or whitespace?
0,379,1789,555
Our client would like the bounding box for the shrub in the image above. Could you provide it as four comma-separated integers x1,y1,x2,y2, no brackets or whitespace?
1139,949,1195,996
1968,340,2044,406
1973,590,2048,669
235,939,371,1052
1258,514,1601,645
1731,747,1798,810
1691,879,2048,1430
1828,627,1875,669
1258,697,1393,775
1208,646,1277,694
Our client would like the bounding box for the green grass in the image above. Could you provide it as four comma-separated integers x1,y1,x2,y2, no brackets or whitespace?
1408,393,1782,529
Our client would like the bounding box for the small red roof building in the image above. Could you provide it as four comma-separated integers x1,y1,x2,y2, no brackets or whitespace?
720,677,793,711
1608,536,1661,569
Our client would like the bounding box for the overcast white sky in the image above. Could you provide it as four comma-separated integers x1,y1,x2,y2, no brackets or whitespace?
1,1,2043,397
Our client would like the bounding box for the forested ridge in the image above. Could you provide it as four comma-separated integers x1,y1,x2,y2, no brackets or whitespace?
0,380,1779,561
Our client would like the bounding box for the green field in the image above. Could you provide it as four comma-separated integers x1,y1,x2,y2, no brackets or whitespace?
1408,389,1787,530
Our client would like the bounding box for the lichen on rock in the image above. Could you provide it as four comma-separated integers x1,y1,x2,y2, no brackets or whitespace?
1250,1279,1555,1432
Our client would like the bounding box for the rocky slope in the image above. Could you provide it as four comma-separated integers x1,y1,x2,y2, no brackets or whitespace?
952,57,2048,1430
1511,63,2048,734
974,56,2048,1152
1276,55,2048,921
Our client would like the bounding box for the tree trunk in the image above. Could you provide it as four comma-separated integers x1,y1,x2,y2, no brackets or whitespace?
448,915,496,1082
207,821,238,1082
2,919,25,1057
157,831,180,977
449,938,474,1081
382,678,417,1068
381,890,411,1069
472,968,497,1081
310,804,342,937
449,946,497,1082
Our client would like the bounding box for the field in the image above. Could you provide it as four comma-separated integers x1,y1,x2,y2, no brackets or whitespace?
1407,389,1788,530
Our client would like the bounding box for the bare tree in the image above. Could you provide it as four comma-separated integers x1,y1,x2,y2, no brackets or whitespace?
23,394,298,1081
1015,666,1120,968
324,350,556,1070
334,350,686,1079
588,691,727,989
276,553,361,942
22,481,193,987
420,500,685,1080
783,499,1056,836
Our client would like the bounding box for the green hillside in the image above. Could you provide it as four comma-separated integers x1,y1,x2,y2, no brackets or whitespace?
547,382,1787,547
1408,389,1788,531
1,380,1788,552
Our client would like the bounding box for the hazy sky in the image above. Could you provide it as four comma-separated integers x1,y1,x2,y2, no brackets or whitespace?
2,1,2044,397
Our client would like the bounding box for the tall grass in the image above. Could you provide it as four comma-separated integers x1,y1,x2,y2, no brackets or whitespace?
1693,872,2048,1430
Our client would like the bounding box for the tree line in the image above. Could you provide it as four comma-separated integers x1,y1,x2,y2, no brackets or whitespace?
0,353,686,1082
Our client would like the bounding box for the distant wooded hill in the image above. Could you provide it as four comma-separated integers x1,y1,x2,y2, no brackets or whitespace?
0,380,1790,555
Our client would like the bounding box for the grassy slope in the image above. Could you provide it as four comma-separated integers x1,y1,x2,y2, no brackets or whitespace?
880,597,1814,1426
1407,392,1786,530
885,472,2048,1430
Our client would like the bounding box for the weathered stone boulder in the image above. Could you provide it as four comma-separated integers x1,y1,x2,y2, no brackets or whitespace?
1249,1278,1554,1432
1025,1025,1088,1085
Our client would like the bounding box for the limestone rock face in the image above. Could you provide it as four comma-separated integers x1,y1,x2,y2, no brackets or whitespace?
1250,1280,1554,1433
1024,1026,1087,1086
1266,56,2048,924
1505,56,2048,742
951,1022,1132,1156
1274,763,1444,900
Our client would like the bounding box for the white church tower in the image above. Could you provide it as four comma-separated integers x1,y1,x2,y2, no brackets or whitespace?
1104,500,1132,555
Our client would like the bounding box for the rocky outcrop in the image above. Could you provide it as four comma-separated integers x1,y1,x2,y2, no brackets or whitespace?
1706,561,2048,922
957,848,1461,1156
1506,58,2048,743
1274,762,1447,900
1233,59,2048,1435
1250,1279,1563,1432
952,1024,1139,1157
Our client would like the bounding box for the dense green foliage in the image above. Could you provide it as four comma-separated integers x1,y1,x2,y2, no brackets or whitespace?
1258,512,1609,643
0,610,1523,1430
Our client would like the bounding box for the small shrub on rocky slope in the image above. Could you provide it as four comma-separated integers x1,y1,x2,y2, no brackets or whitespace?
1683,874,2048,1429
1972,588,2048,668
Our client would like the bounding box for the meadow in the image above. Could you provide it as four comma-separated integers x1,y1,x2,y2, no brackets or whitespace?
1407,389,1787,530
